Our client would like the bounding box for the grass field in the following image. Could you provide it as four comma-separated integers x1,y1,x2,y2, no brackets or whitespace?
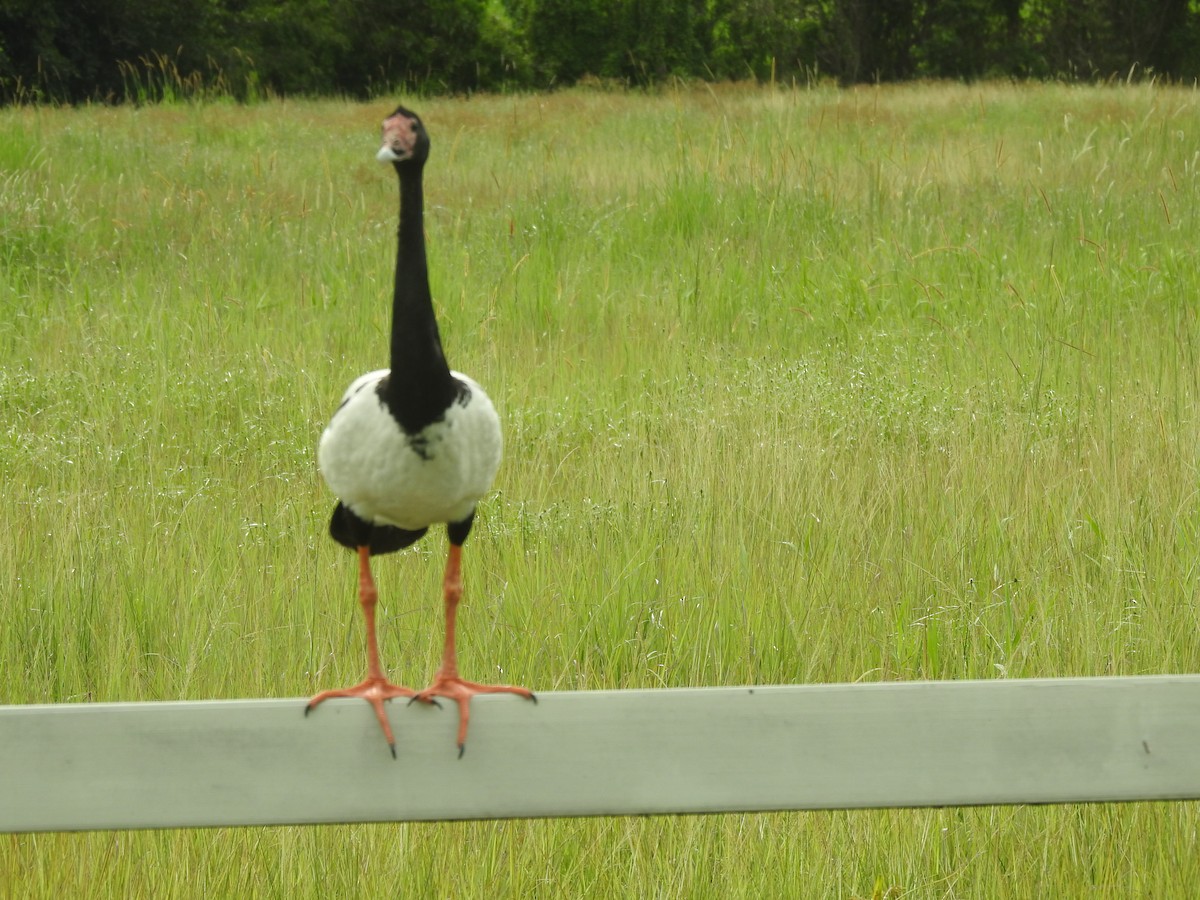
2,80,1200,896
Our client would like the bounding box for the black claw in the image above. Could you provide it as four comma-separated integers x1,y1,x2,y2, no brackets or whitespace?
406,696,443,710
529,692,538,705
389,743,397,760
457,743,466,760
304,704,313,717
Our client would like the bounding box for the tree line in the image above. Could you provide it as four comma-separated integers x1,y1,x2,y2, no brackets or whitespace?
2,0,1197,103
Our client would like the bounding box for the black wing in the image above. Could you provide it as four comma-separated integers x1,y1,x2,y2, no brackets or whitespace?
329,502,427,555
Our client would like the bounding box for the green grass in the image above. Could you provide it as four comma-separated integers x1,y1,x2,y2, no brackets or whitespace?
3,81,1200,896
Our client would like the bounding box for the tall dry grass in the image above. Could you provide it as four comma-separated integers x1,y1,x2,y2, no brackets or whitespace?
2,81,1199,896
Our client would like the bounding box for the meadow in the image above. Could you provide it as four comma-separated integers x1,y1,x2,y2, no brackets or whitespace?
2,80,1199,896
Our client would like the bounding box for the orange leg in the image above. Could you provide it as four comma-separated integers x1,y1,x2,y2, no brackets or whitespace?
409,543,535,757
306,545,415,758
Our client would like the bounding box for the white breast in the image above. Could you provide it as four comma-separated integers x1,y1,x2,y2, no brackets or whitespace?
317,369,502,531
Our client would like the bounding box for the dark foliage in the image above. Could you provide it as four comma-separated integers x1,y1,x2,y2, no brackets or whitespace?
2,0,1198,103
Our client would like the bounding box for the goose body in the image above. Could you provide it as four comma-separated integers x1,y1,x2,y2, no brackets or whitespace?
305,105,532,758
318,369,500,535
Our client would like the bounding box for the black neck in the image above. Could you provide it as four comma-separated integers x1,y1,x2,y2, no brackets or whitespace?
380,165,457,433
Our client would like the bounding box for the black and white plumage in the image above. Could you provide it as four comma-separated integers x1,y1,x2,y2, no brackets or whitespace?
306,106,533,758
319,367,501,549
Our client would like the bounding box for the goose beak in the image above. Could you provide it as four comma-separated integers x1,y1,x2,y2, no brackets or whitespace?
377,144,403,163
